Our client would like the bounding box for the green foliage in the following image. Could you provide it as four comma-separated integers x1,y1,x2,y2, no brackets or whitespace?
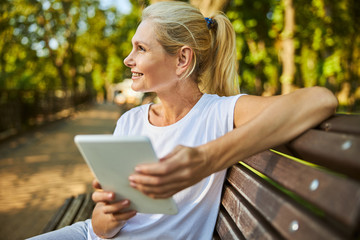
0,0,141,95
225,0,360,111
227,0,280,95
0,0,359,112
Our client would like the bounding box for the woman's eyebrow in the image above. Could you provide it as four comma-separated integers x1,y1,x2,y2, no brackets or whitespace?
133,40,149,47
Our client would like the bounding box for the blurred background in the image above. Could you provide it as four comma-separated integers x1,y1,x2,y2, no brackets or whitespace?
1,0,360,138
0,0,359,238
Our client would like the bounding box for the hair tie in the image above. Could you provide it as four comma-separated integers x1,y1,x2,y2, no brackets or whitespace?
205,17,216,30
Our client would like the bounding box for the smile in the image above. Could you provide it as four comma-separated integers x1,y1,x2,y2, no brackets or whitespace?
132,72,143,77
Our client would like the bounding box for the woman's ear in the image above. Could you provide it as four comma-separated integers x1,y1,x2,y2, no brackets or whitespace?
176,46,193,76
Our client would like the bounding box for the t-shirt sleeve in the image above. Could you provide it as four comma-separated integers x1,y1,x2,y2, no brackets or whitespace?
214,94,246,133
113,104,148,136
113,112,127,136
227,94,247,131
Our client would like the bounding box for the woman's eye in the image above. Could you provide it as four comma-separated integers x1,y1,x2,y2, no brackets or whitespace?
138,45,145,51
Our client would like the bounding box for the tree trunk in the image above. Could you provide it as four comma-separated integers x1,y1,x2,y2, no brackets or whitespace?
190,0,230,16
149,0,230,17
280,0,295,95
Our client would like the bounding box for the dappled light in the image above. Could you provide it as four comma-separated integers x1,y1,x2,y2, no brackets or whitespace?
1,0,359,117
0,164,92,212
0,104,121,239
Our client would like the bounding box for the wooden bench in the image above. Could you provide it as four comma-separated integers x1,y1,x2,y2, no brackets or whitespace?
43,114,360,239
42,193,95,233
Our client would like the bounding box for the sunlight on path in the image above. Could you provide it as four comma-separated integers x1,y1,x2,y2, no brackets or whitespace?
0,103,122,240
0,164,93,212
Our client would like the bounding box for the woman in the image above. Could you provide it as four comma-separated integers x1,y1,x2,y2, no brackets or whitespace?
29,1,337,240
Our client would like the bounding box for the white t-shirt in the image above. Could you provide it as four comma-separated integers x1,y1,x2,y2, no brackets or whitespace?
87,93,243,240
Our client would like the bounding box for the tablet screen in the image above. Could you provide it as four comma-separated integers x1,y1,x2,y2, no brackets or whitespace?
74,134,178,215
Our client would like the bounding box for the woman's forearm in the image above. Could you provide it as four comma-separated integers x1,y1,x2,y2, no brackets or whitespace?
201,87,338,173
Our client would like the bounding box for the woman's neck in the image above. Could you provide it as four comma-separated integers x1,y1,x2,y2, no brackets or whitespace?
149,85,203,127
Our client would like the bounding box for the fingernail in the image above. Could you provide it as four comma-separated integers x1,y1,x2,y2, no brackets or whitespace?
135,166,142,172
130,181,137,187
122,200,129,205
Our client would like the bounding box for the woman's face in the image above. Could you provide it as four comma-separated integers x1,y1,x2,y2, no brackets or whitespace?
124,20,179,93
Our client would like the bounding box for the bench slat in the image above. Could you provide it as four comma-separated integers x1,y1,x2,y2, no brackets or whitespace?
74,193,95,222
56,194,86,230
42,196,74,233
215,207,245,240
319,114,360,134
242,150,360,232
288,129,360,179
221,183,284,239
212,230,221,240
227,164,345,240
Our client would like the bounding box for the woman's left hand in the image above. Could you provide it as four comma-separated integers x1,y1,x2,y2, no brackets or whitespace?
128,145,211,199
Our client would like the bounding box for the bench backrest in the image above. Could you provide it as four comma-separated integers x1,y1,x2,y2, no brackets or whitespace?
213,114,360,240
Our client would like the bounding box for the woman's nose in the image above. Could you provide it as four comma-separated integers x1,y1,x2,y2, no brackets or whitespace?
124,51,135,68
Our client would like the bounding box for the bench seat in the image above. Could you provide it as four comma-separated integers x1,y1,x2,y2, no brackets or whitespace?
43,114,360,239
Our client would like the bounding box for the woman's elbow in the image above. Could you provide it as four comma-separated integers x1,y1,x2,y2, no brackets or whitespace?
311,86,338,115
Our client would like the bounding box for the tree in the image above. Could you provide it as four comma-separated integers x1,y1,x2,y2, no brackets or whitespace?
279,0,295,94
190,0,231,16
1,0,359,113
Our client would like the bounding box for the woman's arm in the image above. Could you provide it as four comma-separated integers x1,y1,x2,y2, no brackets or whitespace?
129,87,338,198
91,180,137,238
204,86,338,173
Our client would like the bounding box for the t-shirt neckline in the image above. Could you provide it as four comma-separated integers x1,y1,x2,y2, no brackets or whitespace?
145,94,208,130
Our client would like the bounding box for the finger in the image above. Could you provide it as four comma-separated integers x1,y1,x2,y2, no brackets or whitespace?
135,146,187,175
92,190,115,203
129,173,162,186
92,179,102,190
133,180,188,198
129,162,192,187
142,188,179,199
129,172,179,187
102,199,131,214
134,161,176,176
112,210,137,222
134,152,187,176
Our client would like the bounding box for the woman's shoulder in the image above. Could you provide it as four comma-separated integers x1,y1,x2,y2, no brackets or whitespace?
202,93,245,108
194,94,245,120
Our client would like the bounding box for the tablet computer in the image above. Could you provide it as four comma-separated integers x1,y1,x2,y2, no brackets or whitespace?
74,134,178,215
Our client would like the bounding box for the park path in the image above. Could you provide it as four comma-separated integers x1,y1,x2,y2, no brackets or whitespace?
0,103,123,240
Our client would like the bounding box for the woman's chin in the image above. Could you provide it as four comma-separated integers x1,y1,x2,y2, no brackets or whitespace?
131,85,147,93
130,83,142,92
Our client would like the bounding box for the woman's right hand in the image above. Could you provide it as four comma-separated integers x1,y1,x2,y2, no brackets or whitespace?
91,179,137,239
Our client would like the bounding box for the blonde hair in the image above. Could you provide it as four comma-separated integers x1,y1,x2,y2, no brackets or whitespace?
142,1,239,96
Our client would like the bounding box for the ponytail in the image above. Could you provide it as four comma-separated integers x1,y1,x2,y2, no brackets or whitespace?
201,13,239,96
